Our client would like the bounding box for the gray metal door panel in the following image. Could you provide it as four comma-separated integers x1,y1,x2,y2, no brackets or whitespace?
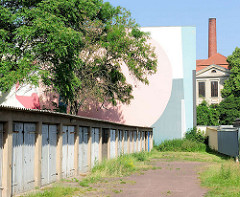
79,127,83,172
133,131,137,152
138,132,141,151
0,123,3,197
23,123,36,191
91,128,99,168
82,127,89,172
110,129,116,158
41,124,49,185
141,132,144,150
118,130,122,156
49,125,57,182
130,132,133,153
124,131,128,154
218,131,239,157
12,123,24,194
62,126,68,178
67,126,75,177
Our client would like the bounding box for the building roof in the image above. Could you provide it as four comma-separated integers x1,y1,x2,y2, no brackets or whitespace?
196,53,229,71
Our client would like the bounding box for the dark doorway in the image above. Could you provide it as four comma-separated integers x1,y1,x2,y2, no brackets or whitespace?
102,128,109,159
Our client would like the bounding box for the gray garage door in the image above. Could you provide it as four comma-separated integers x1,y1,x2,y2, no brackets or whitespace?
0,123,3,197
138,131,141,152
141,132,144,151
41,124,57,185
110,129,116,158
62,126,75,178
118,130,123,156
91,128,100,168
124,131,128,154
129,132,133,153
12,122,35,195
79,127,89,173
133,131,137,153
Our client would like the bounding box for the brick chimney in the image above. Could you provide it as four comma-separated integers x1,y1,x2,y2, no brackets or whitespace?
208,18,217,58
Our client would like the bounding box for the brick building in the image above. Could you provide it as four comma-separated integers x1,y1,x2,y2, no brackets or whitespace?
196,18,230,105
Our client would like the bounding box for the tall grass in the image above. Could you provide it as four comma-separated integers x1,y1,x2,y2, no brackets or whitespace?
25,186,79,197
157,139,207,152
201,163,240,196
79,152,151,187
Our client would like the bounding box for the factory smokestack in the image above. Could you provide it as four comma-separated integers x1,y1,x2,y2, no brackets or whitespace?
208,18,217,58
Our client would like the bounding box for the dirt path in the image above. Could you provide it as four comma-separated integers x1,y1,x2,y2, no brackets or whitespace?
88,160,208,197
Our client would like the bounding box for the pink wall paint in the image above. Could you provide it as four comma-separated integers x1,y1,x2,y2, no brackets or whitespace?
78,38,173,127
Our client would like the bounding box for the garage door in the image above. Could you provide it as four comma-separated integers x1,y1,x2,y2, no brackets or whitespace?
12,122,36,194
0,123,3,197
124,131,128,154
138,131,141,152
41,124,57,185
91,128,99,168
133,131,137,153
129,132,133,153
141,132,144,151
79,127,89,173
110,129,116,158
62,126,75,178
118,130,123,156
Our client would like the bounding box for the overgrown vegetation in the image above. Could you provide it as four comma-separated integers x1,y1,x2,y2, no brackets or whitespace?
157,127,207,152
197,101,219,126
24,185,80,197
79,152,151,187
201,163,240,196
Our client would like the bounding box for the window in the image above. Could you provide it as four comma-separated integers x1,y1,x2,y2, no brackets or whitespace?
211,70,216,73
198,82,205,97
211,81,218,97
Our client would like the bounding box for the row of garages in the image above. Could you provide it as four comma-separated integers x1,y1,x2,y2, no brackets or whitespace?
0,106,153,196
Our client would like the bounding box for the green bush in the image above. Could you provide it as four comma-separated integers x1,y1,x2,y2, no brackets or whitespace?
185,127,206,143
157,139,206,152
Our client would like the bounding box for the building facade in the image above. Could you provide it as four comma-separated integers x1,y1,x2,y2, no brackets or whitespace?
196,18,229,105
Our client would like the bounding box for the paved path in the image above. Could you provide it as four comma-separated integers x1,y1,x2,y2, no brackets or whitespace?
112,161,208,197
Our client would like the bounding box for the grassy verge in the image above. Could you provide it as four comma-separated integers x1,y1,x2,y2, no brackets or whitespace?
200,162,240,197
79,151,152,187
156,139,207,152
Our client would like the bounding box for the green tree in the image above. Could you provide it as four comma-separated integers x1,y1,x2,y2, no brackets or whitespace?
0,0,157,114
218,95,240,125
221,47,240,98
196,101,219,126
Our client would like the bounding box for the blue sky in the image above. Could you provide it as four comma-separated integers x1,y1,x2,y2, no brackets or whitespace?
105,0,240,59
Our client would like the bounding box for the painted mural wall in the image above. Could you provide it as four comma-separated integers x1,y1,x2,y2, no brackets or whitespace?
0,26,196,145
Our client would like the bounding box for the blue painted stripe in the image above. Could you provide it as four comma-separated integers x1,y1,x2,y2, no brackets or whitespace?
181,27,196,132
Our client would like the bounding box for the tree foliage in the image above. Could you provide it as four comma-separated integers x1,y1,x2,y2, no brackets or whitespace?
0,0,157,114
218,95,240,125
197,101,219,126
221,47,240,98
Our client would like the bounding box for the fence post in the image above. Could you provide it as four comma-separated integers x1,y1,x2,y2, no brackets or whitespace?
74,125,79,176
99,127,102,163
56,123,63,181
34,121,42,187
2,118,13,197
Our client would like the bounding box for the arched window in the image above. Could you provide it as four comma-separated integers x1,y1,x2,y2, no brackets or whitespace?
211,70,216,73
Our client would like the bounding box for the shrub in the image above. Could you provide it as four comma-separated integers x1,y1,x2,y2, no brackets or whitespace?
185,127,206,143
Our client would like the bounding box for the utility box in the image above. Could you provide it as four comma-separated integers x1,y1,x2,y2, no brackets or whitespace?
217,126,239,157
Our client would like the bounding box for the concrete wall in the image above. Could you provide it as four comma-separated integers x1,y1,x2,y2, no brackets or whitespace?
0,106,153,197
